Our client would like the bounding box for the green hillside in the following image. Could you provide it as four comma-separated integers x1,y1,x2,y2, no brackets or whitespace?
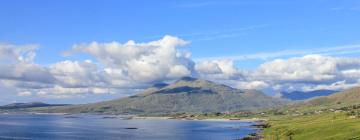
285,87,360,112
261,86,360,140
34,77,285,115
263,113,360,140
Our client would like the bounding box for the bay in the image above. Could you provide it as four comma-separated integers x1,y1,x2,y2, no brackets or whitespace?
0,114,258,140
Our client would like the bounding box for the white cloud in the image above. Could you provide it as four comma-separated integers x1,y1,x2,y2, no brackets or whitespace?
167,65,191,78
0,43,38,63
0,44,55,84
17,91,32,97
237,81,269,90
254,55,360,83
38,85,113,95
195,60,243,80
0,63,55,84
3,35,194,97
302,80,360,91
36,91,72,99
195,60,222,74
0,36,195,98
66,35,193,83
49,60,101,87
2,38,360,100
0,44,112,97
249,55,360,92
341,69,360,78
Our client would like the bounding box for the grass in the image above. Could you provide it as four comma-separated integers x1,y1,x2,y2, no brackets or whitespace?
262,113,360,140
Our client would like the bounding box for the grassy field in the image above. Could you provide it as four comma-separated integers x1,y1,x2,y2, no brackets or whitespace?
262,113,360,140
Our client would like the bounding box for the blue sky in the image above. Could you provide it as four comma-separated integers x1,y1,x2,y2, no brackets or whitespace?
1,0,360,104
2,0,360,67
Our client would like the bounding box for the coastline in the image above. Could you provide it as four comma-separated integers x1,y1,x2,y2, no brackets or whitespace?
132,116,266,140
1,112,266,123
132,116,266,122
105,115,267,140
0,112,266,139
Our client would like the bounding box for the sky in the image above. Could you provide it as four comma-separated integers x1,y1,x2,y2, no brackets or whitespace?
0,0,360,104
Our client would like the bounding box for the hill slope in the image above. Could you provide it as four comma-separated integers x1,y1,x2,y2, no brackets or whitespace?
281,90,337,101
263,86,360,140
39,77,285,115
286,86,360,111
0,102,68,110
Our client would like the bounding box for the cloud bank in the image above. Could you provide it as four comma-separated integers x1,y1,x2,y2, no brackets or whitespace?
1,36,360,100
249,55,360,92
0,36,195,98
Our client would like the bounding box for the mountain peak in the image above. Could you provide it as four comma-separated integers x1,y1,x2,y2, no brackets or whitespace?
151,83,169,89
36,77,285,114
172,77,220,89
178,76,198,82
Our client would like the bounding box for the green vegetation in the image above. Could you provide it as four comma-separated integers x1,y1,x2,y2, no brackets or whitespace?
287,87,360,112
260,86,360,140
2,78,360,140
158,112,259,120
31,77,285,115
262,112,360,140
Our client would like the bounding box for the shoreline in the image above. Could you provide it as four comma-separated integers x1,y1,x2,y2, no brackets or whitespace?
0,112,266,122
132,116,266,122
131,116,267,140
0,112,266,139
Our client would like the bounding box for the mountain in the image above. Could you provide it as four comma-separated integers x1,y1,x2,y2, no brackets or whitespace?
288,86,360,110
305,87,360,106
0,102,68,110
39,77,286,115
280,90,338,100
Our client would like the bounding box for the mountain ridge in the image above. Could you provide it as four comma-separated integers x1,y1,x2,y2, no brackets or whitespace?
280,90,338,100
0,102,69,110
34,77,286,115
285,86,360,111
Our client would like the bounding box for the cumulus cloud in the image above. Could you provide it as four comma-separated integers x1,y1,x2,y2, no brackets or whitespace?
341,69,360,78
0,44,107,97
250,55,360,91
17,91,32,97
2,38,360,100
0,64,55,83
0,43,39,63
66,35,194,83
49,60,102,87
195,60,243,80
237,81,269,90
0,36,197,98
302,80,360,91
253,55,360,82
255,55,336,83
0,44,55,84
36,86,113,95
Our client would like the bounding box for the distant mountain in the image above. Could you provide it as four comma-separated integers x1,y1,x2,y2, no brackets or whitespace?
288,86,360,110
281,90,338,100
0,102,69,110
39,77,286,115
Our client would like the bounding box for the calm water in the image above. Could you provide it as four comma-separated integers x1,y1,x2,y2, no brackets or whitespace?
0,114,258,140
